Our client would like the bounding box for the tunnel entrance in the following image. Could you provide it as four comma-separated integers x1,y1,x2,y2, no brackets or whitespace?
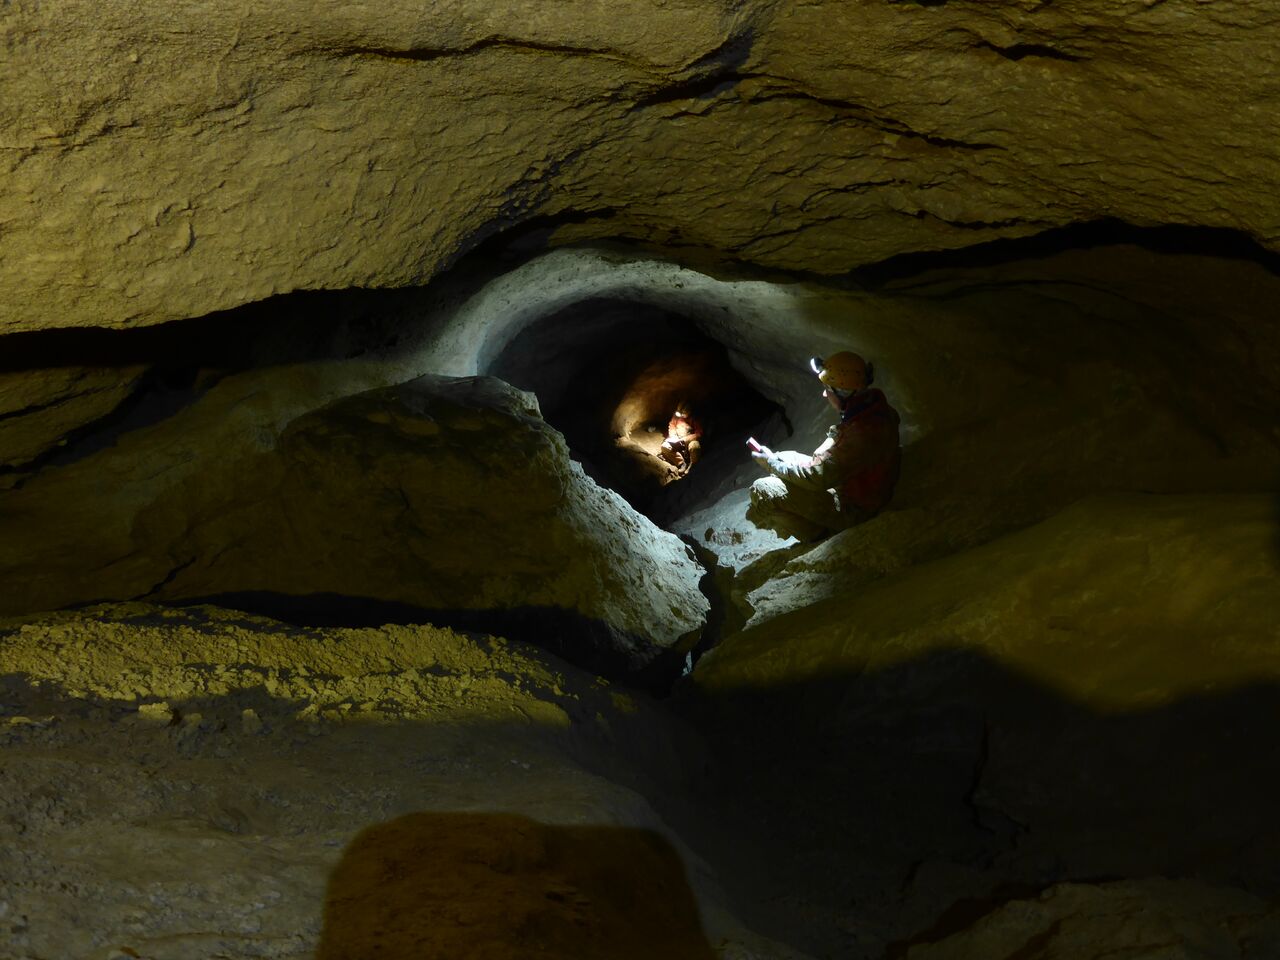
489,298,788,526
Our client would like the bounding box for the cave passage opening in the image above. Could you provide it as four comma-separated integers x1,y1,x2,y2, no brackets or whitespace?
487,297,789,526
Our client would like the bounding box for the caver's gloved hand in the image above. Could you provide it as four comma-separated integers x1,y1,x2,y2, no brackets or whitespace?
746,437,773,469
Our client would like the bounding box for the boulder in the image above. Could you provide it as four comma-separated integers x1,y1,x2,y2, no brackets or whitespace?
696,493,1280,707
685,493,1280,956
0,371,708,672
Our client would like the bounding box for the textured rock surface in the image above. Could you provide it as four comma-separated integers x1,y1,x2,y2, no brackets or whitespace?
4,2,1280,955
656,242,1280,594
903,879,1280,960
0,604,802,960
696,493,1280,707
425,241,1280,521
0,372,708,670
3,1,1278,332
679,492,1280,957
0,364,145,472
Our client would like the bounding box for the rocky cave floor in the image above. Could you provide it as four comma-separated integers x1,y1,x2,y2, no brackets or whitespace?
4,490,1280,960
7,0,1280,954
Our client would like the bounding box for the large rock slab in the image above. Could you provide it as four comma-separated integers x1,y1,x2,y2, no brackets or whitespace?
0,364,146,473
681,493,1280,957
2,1,1277,332
0,372,708,672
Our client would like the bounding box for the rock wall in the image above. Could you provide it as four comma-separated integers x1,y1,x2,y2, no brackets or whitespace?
3,1,1277,332
4,2,1280,957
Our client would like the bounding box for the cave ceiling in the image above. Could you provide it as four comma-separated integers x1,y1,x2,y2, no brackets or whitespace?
3,0,1277,332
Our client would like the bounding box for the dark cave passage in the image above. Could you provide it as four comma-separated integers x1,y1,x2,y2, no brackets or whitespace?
4,282,795,534
487,297,789,526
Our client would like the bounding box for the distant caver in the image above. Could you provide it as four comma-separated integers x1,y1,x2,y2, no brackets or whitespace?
658,404,703,476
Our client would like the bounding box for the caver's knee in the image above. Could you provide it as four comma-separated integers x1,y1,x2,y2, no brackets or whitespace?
749,475,788,507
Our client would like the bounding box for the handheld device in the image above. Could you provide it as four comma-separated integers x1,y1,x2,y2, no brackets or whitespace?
746,437,763,453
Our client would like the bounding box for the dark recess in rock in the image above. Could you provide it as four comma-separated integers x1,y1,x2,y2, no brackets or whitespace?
489,297,788,525
978,40,1082,63
0,286,427,483
850,219,1280,288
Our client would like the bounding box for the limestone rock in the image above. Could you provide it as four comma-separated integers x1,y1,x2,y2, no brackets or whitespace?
0,364,146,472
697,493,1280,708
903,879,1280,960
0,603,585,725
2,1,1277,332
684,492,1280,957
737,499,1042,628
0,372,708,671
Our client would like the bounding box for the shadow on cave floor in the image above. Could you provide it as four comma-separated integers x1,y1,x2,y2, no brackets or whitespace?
4,637,1280,959
640,648,1280,959
315,812,716,960
0,286,429,481
171,591,693,695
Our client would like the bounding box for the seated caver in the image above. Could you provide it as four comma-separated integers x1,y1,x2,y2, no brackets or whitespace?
747,351,900,541
658,406,702,475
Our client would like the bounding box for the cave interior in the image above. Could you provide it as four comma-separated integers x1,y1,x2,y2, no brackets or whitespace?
2,4,1280,960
